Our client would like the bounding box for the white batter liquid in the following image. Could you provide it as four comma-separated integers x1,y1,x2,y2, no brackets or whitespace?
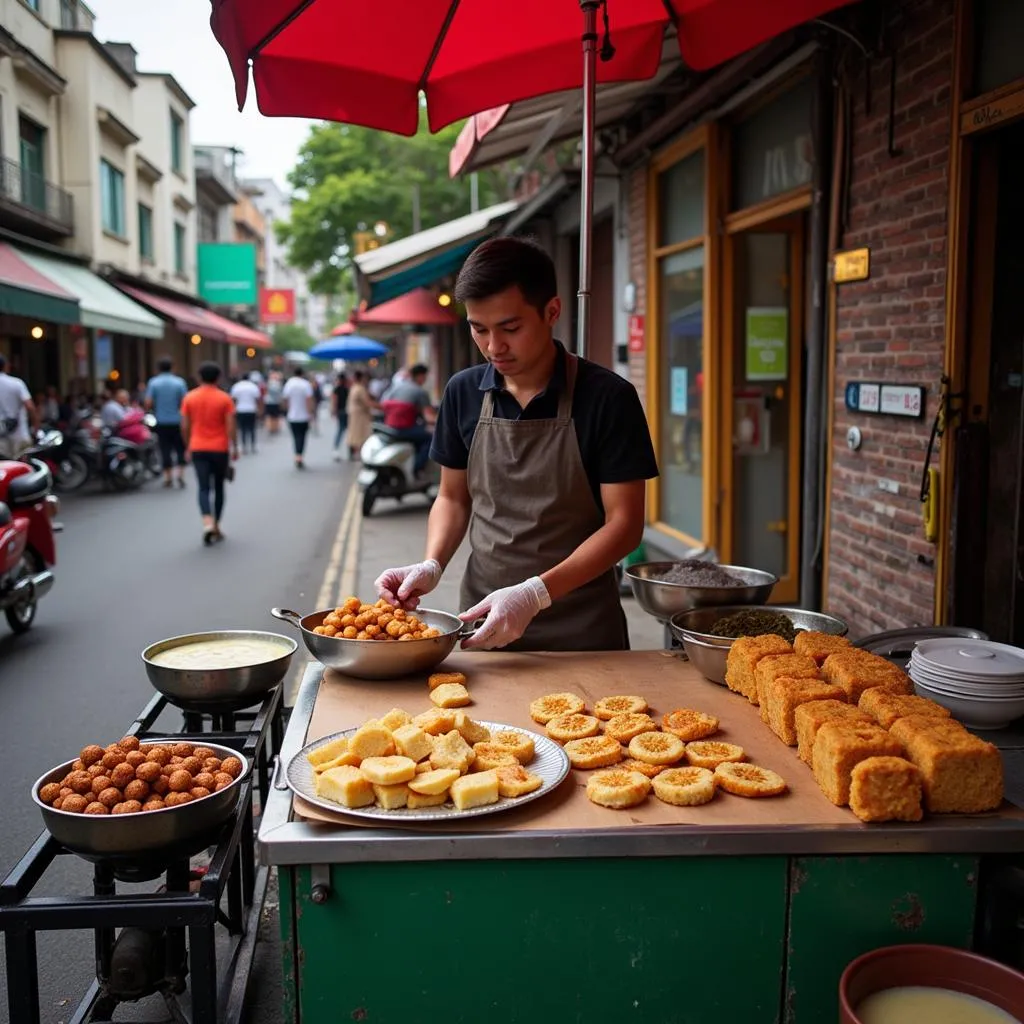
858,986,1021,1024
152,637,290,670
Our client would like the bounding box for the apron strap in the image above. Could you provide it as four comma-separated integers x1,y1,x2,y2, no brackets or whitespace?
557,353,578,422
480,387,496,420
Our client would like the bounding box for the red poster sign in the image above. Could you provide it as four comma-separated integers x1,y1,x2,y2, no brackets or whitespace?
259,287,296,324
628,314,645,353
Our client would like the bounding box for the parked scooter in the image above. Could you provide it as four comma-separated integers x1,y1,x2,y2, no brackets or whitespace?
358,426,438,517
0,454,59,633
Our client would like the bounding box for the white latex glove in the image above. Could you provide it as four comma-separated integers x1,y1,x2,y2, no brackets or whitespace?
374,559,442,610
459,577,551,651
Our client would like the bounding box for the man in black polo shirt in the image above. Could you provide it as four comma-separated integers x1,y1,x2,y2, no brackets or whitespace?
375,237,658,651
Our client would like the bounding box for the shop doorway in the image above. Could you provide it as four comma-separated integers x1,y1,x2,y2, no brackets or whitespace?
722,214,804,603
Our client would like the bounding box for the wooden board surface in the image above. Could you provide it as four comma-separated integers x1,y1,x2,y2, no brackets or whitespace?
293,650,1021,832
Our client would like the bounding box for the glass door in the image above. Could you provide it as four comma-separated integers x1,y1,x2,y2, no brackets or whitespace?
723,216,804,602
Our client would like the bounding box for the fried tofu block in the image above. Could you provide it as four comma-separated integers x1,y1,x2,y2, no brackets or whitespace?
306,736,350,767
725,635,793,700
407,789,448,808
380,707,413,732
391,723,434,762
428,671,467,692
754,653,821,711
453,711,490,745
429,682,472,708
822,651,913,702
763,677,846,746
413,708,457,735
449,770,499,810
858,688,953,730
359,755,417,785
372,782,410,809
889,716,1003,813
794,630,853,666
812,722,904,806
429,730,475,773
795,700,873,764
407,767,460,796
348,721,395,759
314,765,375,808
849,756,923,822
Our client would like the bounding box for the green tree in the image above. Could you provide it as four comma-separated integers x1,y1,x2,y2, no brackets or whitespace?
279,111,508,296
272,323,316,352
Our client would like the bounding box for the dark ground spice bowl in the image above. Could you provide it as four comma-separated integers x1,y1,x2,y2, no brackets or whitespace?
625,562,778,623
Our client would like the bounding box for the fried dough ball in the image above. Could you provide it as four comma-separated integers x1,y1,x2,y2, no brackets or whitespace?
147,746,171,766
112,800,143,814
71,759,86,772
180,756,203,776
171,743,194,758
168,769,193,793
85,801,109,815
192,747,215,761
193,772,215,790
125,751,147,768
67,771,93,794
97,787,122,808
61,793,89,813
135,761,162,783
102,749,127,770
39,783,61,803
119,736,141,752
151,776,170,796
91,775,112,796
109,763,136,789
88,764,105,778
124,779,149,802
165,791,193,806
143,798,165,811
214,777,233,792
203,757,222,772
191,786,211,799
220,757,243,779
169,756,184,766
59,786,72,798
80,744,105,767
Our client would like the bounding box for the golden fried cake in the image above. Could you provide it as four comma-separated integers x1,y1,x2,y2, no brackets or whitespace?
684,741,745,769
604,713,657,743
585,769,651,809
821,650,913,702
490,730,535,764
564,735,623,770
652,767,716,806
494,763,543,798
811,722,904,806
713,762,787,798
889,716,1003,813
661,709,719,741
857,688,952,730
428,671,467,692
546,713,600,742
593,695,648,720
763,676,846,746
795,700,874,764
753,654,821,710
529,692,585,724
849,756,923,822
627,731,685,765
725,635,793,700
793,630,853,666
620,758,667,779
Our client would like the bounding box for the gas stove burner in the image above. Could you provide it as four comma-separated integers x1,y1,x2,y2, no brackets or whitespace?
164,691,277,715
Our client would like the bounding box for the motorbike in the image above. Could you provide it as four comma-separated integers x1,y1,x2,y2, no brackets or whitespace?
114,409,161,479
0,450,60,634
358,425,438,518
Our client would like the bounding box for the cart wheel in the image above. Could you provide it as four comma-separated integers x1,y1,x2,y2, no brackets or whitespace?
362,483,380,518
5,555,39,633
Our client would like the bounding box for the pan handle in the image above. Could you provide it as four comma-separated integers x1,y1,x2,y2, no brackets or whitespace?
458,617,484,643
271,607,304,630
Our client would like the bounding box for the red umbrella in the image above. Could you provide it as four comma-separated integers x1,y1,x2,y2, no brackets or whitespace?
356,288,458,327
210,0,850,353
330,319,357,336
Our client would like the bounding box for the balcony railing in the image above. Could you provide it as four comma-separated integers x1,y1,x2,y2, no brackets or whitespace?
0,157,74,234
59,0,94,32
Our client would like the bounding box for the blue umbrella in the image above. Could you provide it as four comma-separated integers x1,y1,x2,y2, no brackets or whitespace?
308,335,389,361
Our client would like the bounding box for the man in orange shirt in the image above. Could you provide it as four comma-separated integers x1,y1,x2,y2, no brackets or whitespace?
181,361,238,545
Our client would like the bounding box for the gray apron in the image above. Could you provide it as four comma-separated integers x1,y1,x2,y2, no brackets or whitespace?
460,354,629,652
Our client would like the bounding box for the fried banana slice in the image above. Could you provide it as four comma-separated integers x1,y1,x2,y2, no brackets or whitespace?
407,768,460,796
472,742,522,771
714,762,788,798
494,763,544,798
491,730,536,764
585,768,651,809
662,709,720,741
529,692,585,724
621,758,667,779
564,734,623,770
593,695,648,720
313,750,361,773
358,756,417,785
653,766,716,806
546,713,600,742
379,708,413,732
407,789,448,809
306,736,350,767
627,731,685,765
604,712,657,743
685,741,746,770
349,722,396,759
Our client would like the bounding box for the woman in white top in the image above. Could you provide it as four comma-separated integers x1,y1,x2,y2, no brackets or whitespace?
281,367,315,469
229,376,263,454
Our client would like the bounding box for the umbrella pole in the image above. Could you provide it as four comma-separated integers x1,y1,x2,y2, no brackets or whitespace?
576,1,598,360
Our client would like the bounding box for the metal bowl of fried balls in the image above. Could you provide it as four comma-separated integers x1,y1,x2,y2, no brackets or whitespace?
32,736,249,858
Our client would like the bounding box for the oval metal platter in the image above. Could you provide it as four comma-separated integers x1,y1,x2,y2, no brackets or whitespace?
287,720,570,823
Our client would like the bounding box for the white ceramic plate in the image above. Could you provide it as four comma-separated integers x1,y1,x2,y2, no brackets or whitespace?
287,721,570,823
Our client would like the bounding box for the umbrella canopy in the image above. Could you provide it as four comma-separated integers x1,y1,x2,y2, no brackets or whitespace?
308,335,389,361
357,288,458,327
330,319,358,335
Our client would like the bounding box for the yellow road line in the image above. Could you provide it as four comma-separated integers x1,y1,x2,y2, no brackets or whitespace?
337,489,363,605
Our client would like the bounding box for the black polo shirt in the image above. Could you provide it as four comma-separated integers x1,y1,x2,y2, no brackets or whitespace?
430,341,659,508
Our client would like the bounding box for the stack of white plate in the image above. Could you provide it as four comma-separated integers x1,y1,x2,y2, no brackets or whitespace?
910,638,1024,729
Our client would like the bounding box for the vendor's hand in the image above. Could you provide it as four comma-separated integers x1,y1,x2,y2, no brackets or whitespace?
459,577,551,651
374,559,442,610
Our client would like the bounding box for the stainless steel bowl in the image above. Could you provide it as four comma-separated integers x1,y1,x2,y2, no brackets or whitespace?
626,562,778,622
142,630,297,707
668,605,850,686
271,606,466,680
32,740,248,859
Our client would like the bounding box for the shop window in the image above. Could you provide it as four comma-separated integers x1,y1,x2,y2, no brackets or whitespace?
731,77,813,209
174,222,186,274
138,203,153,262
658,245,705,541
974,0,1024,96
100,159,125,236
658,150,704,246
171,112,184,174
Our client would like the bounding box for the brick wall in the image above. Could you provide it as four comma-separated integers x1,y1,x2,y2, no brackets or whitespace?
627,166,648,407
826,0,954,635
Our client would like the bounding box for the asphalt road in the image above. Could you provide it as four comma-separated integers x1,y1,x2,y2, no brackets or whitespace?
0,414,351,1023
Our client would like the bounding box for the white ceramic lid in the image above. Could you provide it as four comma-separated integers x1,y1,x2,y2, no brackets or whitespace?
913,638,1024,679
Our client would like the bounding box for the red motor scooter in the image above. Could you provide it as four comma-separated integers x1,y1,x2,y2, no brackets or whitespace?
0,455,59,633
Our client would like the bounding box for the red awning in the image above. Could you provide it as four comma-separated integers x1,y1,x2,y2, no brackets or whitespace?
0,243,80,324
356,288,458,327
200,308,273,349
116,284,225,341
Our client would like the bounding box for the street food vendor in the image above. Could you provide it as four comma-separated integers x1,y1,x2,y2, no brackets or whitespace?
375,237,658,651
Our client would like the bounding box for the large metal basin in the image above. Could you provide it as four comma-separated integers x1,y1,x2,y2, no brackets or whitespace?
142,630,296,707
626,562,777,623
32,740,248,859
271,606,465,680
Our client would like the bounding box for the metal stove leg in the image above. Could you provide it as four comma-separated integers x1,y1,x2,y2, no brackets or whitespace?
5,924,40,1024
240,795,256,904
93,861,116,984
226,844,243,934
164,861,190,994
188,919,218,1024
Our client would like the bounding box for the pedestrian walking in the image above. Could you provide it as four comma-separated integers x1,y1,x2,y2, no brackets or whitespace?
144,356,189,488
264,372,284,435
230,373,263,454
282,366,314,469
0,355,37,459
180,361,238,546
332,372,349,461
310,375,323,436
345,369,375,461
